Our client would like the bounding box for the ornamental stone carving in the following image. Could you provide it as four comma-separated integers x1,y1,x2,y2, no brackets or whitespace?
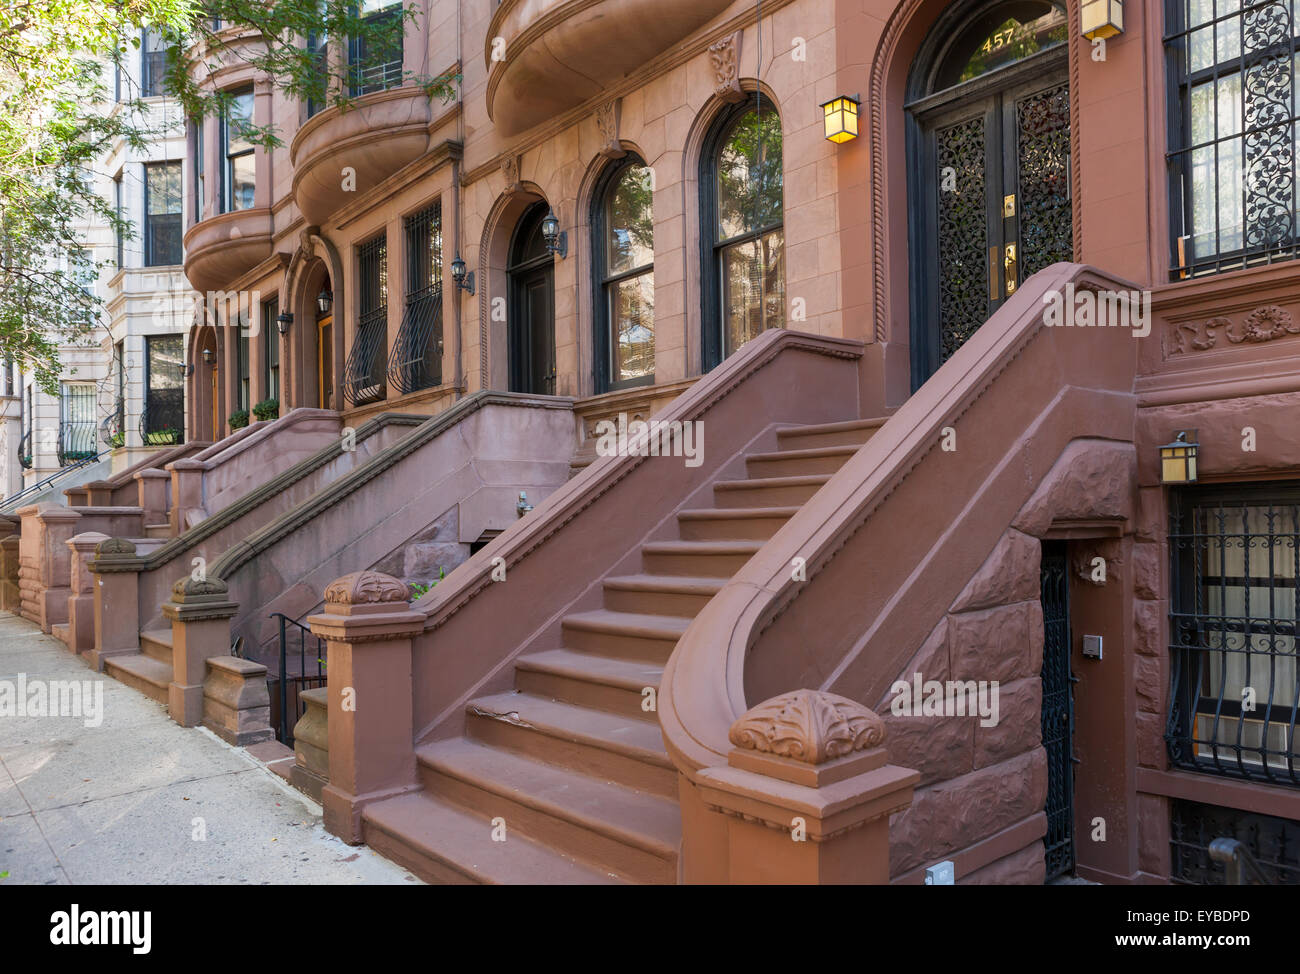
324,570,410,606
1168,305,1298,354
172,576,229,600
595,100,625,159
729,690,886,765
500,154,522,194
708,31,745,104
95,537,137,556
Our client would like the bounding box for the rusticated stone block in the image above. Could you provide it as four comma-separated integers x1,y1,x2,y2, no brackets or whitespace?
960,840,1046,885
1135,653,1166,714
1136,486,1166,542
1132,541,1164,601
948,602,1038,684
203,656,273,746
1136,794,1170,876
882,714,973,786
951,529,1041,613
974,676,1041,769
889,748,1047,875
1025,601,1044,675
1136,712,1167,769
1134,599,1166,656
1013,440,1137,537
875,617,949,710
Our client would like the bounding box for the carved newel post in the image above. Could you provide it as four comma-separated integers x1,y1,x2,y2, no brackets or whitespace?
307,571,424,843
694,690,920,884
164,576,239,727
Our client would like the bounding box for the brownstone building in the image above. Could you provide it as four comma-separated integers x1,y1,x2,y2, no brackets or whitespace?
7,0,1296,884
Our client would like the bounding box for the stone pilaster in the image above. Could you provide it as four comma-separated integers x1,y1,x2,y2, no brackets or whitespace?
88,537,142,671
163,576,239,728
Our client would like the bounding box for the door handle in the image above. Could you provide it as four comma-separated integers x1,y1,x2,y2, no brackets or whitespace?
1004,243,1018,295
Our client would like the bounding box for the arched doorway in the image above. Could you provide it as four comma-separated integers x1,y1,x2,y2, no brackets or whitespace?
906,0,1072,389
507,202,556,395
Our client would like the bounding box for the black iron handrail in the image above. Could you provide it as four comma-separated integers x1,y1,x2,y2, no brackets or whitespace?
269,611,327,745
1208,838,1273,885
1,445,106,513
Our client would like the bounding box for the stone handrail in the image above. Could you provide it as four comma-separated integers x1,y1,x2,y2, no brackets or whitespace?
64,440,210,507
659,263,1142,781
407,329,865,738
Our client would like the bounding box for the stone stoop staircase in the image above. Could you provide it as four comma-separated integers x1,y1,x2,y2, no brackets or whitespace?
361,415,886,884
104,628,176,704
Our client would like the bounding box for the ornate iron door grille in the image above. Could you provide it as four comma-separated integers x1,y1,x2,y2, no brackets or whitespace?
914,72,1072,386
1171,798,1299,884
1040,541,1077,879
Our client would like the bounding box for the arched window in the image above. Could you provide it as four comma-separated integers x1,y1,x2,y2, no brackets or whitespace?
593,156,654,391
700,98,784,370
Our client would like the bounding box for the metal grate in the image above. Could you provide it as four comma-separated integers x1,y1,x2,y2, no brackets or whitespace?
1041,541,1077,879
58,385,97,465
387,202,443,394
1168,487,1300,786
344,233,388,405
269,613,327,746
1170,798,1299,883
1165,0,1300,277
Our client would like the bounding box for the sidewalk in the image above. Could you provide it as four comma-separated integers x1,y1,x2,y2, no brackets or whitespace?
0,611,419,884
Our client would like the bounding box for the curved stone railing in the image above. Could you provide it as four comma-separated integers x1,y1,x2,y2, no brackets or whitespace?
95,411,425,635
659,264,1141,798
209,391,576,660
66,440,210,510
406,329,865,741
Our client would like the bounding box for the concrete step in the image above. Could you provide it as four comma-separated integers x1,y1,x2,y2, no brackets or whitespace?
745,444,859,478
514,647,664,718
466,690,675,796
776,417,886,451
560,609,689,661
51,623,70,647
139,628,173,665
362,790,624,885
416,738,680,884
144,523,172,539
712,474,830,508
640,539,762,577
104,652,171,705
601,573,722,616
675,506,797,542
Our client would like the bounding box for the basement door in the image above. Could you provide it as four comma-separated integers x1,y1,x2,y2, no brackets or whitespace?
906,2,1073,390
1039,541,1076,879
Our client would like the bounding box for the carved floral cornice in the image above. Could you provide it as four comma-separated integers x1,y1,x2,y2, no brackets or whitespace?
1167,305,1299,355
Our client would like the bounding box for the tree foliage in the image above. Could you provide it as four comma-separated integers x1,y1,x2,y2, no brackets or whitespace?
0,0,456,392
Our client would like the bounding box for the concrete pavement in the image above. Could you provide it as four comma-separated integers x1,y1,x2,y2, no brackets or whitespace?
0,611,420,884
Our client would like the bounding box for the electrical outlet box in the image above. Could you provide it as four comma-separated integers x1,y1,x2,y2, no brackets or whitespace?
925,861,955,885
1082,634,1103,660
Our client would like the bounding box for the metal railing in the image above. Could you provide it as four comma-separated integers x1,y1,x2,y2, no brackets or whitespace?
139,394,184,447
1,446,106,514
343,308,387,405
387,287,442,394
1208,838,1273,885
57,420,98,466
100,399,125,448
269,612,327,745
17,429,31,470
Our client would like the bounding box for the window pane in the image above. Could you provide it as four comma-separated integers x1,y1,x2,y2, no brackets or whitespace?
610,270,654,382
225,91,255,154
146,163,182,265
716,109,783,241
606,165,654,275
946,5,1067,87
228,153,255,212
721,229,785,356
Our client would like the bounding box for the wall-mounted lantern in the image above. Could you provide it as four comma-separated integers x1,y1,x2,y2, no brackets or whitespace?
1081,0,1123,39
451,254,476,295
316,288,333,315
1160,430,1198,485
178,361,194,378
202,348,215,366
541,210,568,259
516,490,533,518
820,94,860,144
276,311,293,336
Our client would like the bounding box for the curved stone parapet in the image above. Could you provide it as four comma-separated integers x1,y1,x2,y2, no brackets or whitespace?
485,0,734,135
183,208,274,295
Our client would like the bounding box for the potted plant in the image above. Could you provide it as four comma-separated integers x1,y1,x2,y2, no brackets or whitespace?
109,431,125,449
145,427,180,446
252,398,280,422
228,410,250,430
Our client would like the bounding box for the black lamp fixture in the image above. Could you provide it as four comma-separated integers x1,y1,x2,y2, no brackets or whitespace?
450,253,475,295
201,347,214,366
541,210,567,259
316,288,333,315
276,310,293,336
178,361,194,378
